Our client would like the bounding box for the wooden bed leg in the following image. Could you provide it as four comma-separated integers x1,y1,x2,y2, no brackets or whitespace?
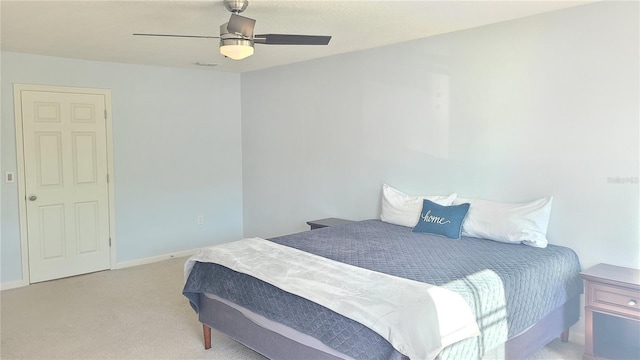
560,329,569,343
203,324,212,349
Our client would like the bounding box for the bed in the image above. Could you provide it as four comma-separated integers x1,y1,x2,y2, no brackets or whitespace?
183,219,583,360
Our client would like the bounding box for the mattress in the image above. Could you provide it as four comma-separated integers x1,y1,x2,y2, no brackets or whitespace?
183,220,583,359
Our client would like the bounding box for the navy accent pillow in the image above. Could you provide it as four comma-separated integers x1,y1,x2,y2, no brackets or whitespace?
412,199,470,239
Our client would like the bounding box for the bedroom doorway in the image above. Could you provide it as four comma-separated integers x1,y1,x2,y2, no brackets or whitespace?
14,84,115,284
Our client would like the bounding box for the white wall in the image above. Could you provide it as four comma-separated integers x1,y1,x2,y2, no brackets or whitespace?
1,53,244,283
241,1,639,272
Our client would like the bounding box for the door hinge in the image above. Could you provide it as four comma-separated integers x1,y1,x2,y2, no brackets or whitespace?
109,237,112,246
106,174,109,183
104,109,107,119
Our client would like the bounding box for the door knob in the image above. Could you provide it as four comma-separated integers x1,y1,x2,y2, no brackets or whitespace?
28,195,37,201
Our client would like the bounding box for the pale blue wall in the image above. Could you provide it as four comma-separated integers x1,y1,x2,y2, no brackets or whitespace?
1,53,244,282
2,1,638,286
241,1,639,271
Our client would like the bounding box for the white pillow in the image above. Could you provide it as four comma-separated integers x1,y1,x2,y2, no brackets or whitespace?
380,183,457,228
453,196,553,248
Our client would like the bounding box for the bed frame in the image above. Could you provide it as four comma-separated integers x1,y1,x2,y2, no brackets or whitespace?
197,293,580,360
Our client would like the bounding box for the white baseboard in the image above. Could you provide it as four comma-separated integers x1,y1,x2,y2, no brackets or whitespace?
112,247,202,270
1,279,29,291
2,248,202,291
569,331,585,345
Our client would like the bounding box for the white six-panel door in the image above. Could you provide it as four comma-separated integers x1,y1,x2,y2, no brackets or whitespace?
17,87,112,283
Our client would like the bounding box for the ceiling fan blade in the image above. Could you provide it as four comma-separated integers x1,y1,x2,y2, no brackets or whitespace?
133,33,220,39
254,34,331,45
227,14,256,38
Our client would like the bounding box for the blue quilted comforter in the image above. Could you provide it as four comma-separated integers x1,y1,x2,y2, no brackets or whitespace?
183,220,582,360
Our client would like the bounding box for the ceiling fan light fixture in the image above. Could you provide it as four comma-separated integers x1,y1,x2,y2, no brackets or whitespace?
220,39,254,60
135,0,331,62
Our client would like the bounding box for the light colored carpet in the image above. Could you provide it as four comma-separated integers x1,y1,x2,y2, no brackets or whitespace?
1,256,583,359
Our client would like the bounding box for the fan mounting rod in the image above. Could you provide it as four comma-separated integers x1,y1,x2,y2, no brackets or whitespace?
224,0,249,14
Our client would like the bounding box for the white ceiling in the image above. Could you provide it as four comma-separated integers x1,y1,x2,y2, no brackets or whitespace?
1,0,592,73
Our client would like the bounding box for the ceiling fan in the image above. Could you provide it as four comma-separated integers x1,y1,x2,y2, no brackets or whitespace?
133,0,332,60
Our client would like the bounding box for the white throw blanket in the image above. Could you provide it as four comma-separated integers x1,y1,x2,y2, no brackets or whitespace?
185,238,480,360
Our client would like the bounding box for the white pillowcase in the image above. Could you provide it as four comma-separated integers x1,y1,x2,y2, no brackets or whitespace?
380,183,457,228
453,196,553,248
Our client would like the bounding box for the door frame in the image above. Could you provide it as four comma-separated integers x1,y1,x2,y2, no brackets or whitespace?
14,84,117,284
